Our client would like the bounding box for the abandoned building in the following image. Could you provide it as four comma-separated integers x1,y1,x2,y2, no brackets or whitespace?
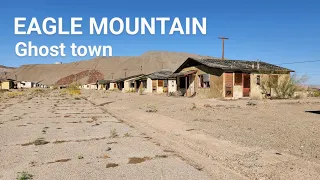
97,80,111,90
133,70,177,94
174,57,294,99
0,79,15,90
110,74,145,92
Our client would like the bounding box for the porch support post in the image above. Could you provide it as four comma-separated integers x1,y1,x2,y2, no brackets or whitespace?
185,76,188,97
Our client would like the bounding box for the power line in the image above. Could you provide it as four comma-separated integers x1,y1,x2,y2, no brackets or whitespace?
277,60,320,65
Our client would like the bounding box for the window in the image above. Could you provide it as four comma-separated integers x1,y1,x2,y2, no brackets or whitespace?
198,74,210,88
234,73,242,85
257,75,261,85
158,80,164,87
164,80,168,87
142,80,147,88
130,81,134,88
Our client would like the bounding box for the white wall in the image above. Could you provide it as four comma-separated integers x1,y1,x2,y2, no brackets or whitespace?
168,80,177,93
20,81,33,88
146,78,153,93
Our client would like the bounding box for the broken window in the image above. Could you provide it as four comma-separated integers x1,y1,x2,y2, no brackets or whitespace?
234,73,242,85
198,74,210,88
130,81,134,88
164,80,168,87
257,75,261,85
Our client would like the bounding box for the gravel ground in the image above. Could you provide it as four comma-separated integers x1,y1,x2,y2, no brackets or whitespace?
82,90,320,180
0,90,211,180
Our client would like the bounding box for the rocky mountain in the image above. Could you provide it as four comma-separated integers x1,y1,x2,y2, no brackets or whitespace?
5,51,215,85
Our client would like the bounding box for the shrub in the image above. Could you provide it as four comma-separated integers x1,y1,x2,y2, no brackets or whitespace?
6,92,25,98
109,129,119,138
66,83,81,96
16,171,33,180
259,73,307,99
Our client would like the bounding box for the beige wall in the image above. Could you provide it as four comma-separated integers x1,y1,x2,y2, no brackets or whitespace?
250,73,291,99
1,82,11,90
179,66,224,98
109,83,117,90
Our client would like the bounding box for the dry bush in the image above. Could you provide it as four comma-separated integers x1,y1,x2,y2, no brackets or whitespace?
64,83,81,96
6,92,25,98
260,73,307,99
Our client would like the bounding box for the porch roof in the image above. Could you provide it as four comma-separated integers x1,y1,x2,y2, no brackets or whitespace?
135,70,175,80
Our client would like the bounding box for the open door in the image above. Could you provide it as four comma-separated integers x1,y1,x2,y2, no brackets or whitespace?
243,73,250,97
225,73,233,97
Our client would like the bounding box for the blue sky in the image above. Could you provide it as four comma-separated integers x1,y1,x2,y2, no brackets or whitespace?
1,0,319,85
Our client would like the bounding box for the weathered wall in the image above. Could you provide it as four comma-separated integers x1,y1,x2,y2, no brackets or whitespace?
233,85,243,99
146,78,153,93
168,80,177,93
179,66,224,98
109,83,117,90
250,73,291,99
1,82,10,89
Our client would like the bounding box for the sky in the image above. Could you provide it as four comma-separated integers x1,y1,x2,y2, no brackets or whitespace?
0,0,319,85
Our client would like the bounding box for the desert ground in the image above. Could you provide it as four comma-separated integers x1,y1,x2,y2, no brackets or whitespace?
0,89,320,179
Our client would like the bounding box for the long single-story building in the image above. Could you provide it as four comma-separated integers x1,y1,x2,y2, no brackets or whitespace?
133,70,177,94
110,74,145,92
173,57,294,99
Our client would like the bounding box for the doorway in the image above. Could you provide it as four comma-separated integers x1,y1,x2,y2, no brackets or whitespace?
243,73,251,97
225,73,233,97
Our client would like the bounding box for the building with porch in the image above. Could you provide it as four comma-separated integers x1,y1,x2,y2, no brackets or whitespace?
174,57,294,99
133,70,177,94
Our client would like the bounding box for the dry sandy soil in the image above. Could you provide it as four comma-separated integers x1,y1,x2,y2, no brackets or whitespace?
1,89,320,179
0,90,210,180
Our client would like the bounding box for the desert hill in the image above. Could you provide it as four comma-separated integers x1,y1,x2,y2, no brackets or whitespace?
0,65,16,79
4,51,214,85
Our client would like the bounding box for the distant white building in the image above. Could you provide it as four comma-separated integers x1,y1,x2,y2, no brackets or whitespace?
54,62,62,64
17,81,35,88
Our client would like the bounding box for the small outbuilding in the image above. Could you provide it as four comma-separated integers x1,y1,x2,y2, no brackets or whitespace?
0,79,15,90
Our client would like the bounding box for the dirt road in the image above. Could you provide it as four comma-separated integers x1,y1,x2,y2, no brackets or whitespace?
0,91,211,180
84,90,320,180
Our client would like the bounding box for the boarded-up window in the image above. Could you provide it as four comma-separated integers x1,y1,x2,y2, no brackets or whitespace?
234,73,242,85
158,80,164,87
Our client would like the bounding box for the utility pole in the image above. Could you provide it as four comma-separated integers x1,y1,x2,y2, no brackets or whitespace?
111,73,114,80
218,36,229,60
124,69,128,78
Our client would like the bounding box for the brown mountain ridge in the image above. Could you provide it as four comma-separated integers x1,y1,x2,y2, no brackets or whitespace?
3,51,215,85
